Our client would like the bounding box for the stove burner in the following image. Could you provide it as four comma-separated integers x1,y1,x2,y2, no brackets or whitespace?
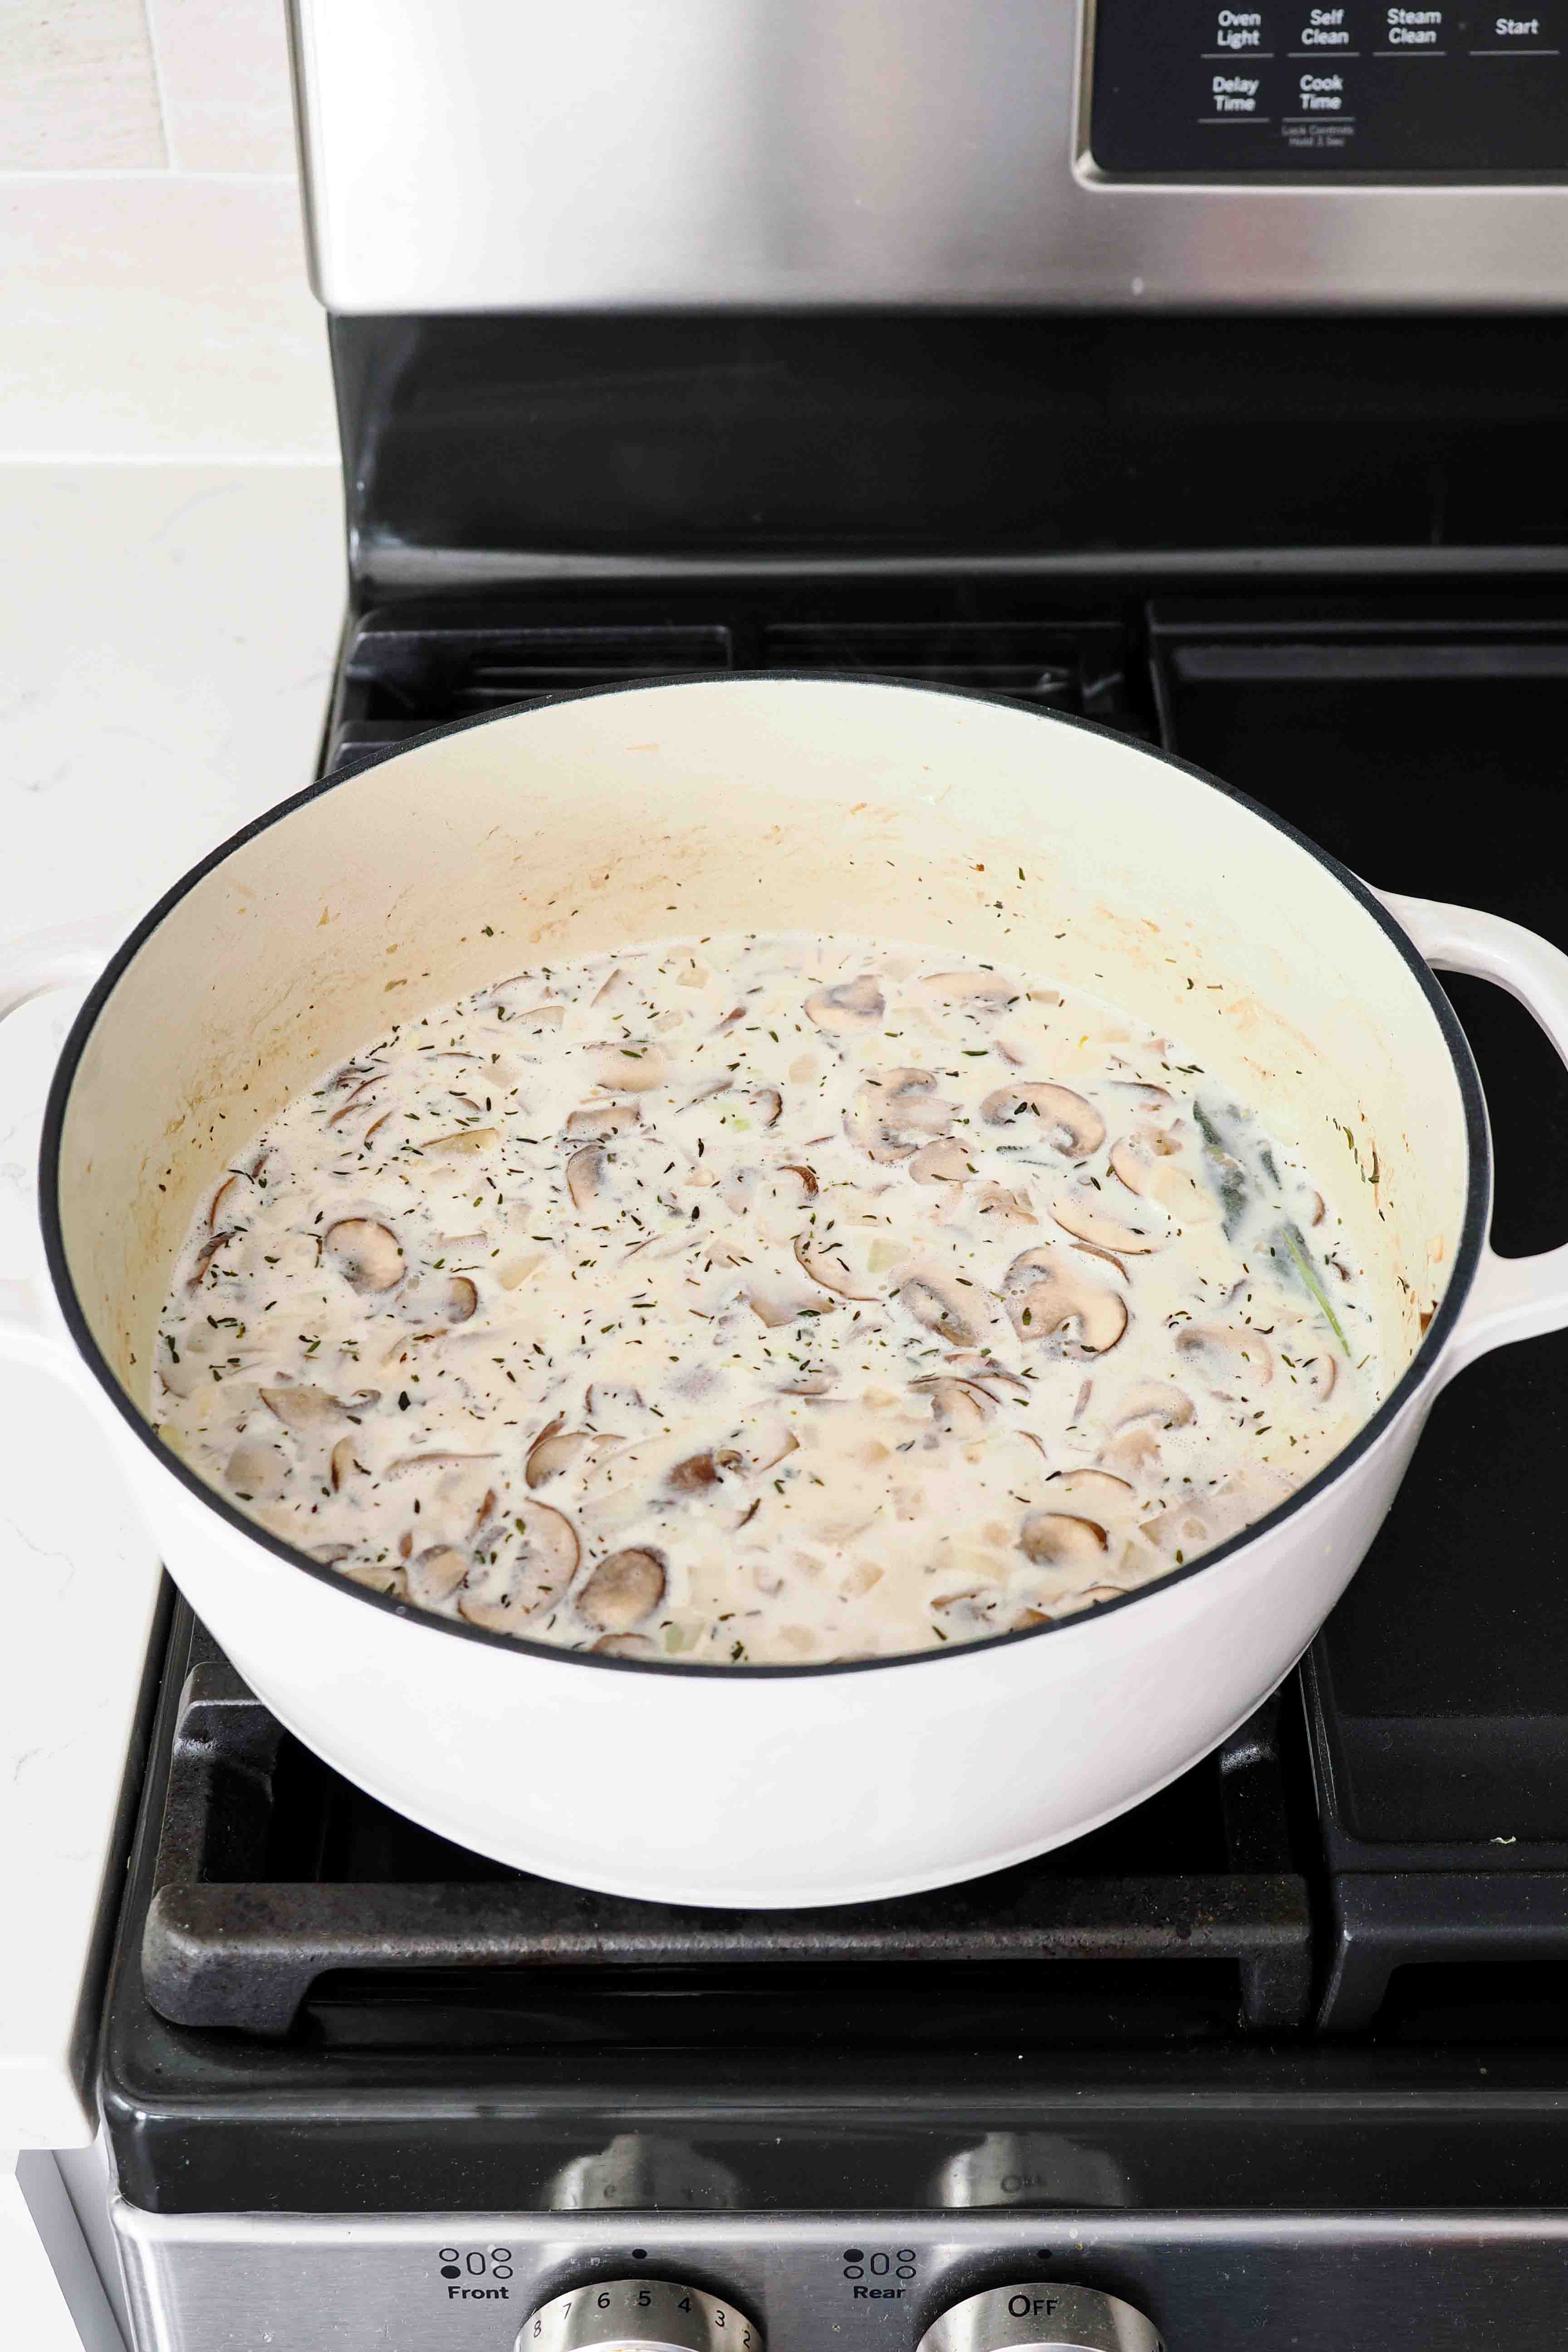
140,1610,1311,2039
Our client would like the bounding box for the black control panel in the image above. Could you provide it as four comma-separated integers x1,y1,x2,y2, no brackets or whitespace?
1090,1,1568,173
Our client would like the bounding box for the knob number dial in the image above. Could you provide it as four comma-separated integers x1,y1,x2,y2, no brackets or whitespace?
916,2281,1162,2352
522,2277,762,2352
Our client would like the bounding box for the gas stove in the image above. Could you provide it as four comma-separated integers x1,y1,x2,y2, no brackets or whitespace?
74,6,1568,2345
96,563,1568,2347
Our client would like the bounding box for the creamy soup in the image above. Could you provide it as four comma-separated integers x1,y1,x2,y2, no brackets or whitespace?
153,935,1381,1663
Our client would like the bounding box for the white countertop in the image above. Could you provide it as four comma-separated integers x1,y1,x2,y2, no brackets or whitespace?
0,460,344,2146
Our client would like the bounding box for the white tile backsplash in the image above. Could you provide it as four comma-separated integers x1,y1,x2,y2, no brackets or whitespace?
0,175,335,459
146,0,299,174
0,0,167,170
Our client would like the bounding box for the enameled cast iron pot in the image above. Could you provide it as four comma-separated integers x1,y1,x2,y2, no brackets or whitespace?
5,680,1567,1906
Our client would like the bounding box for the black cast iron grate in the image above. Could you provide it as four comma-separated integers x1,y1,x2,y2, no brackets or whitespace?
1149,598,1568,2040
323,590,1148,773
140,1613,1312,2041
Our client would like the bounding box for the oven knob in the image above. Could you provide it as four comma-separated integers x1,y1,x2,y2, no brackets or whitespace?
916,2282,1162,2352
521,2277,762,2352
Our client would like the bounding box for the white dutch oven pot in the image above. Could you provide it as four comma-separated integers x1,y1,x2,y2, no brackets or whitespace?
5,680,1568,1907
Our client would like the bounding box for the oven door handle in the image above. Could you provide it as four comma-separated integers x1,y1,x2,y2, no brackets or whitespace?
1379,888,1568,1382
0,916,122,1383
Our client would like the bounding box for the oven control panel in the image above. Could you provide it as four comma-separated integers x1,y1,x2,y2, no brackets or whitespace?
1089,0,1568,172
114,2206,1568,2351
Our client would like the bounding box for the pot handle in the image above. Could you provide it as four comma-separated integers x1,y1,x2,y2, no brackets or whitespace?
0,916,122,1382
1378,889,1568,1381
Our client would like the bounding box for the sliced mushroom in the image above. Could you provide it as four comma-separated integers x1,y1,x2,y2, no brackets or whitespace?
1108,1131,1214,1219
566,1102,641,1142
260,1384,347,1437
1303,1349,1338,1402
525,1418,623,1488
918,970,1019,1011
909,1138,971,1186
945,1351,1032,1401
746,1276,838,1329
407,1545,470,1606
325,1218,405,1293
592,965,636,1012
1173,1323,1275,1391
1113,1381,1196,1431
458,1499,580,1628
577,1546,667,1632
804,974,884,1032
593,1632,659,1659
590,1043,668,1093
910,1375,996,1436
326,1076,383,1128
1019,1511,1108,1569
896,1268,981,1348
566,1146,603,1210
1098,1423,1163,1479
749,1087,783,1128
1107,1131,1175,1192
419,1127,500,1157
525,1417,573,1486
402,1270,479,1326
794,1231,884,1302
720,1419,799,1472
329,1434,367,1491
186,1229,236,1289
775,1161,820,1196
970,1182,1037,1225
847,1068,955,1162
668,1450,721,1491
1107,1080,1175,1118
1069,1238,1130,1279
1003,1247,1128,1356
331,1554,407,1597
1051,1186,1165,1255
386,1451,502,1477
223,1441,289,1501
981,1083,1105,1159
208,1170,250,1229
1046,1467,1137,1518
